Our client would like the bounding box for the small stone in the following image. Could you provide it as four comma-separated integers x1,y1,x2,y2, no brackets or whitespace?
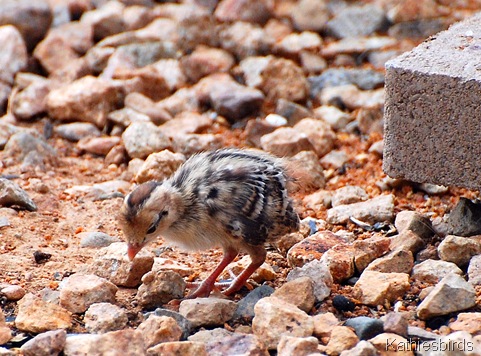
389,230,426,254
64,329,145,356
233,285,274,323
179,298,237,328
326,5,387,39
321,37,397,58
320,150,349,169
54,122,101,142
312,312,339,340
180,45,234,83
287,150,326,193
12,80,50,120
84,302,128,334
345,316,384,340
468,254,481,286
151,257,192,277
252,296,314,350
332,295,356,312
33,250,51,264
291,0,329,32
148,308,192,341
339,340,378,356
147,341,208,356
124,92,172,124
314,105,351,131
20,329,66,356
275,31,322,56
327,194,395,225
79,231,120,248
218,22,268,59
352,236,391,273
47,76,124,128
215,0,272,24
260,127,315,157
77,136,121,156
206,333,268,356
417,273,476,320
287,259,333,302
33,30,80,74
438,235,481,267
293,118,336,158
303,190,332,210
412,259,463,284
188,328,233,344
277,335,319,356
137,271,186,308
138,315,182,348
107,108,151,128
245,119,278,147
0,178,36,211
4,132,57,170
369,333,414,356
365,248,414,274
331,186,369,207
64,180,131,201
449,312,481,336
135,150,186,184
80,1,125,41
320,85,384,110
83,242,153,287
0,284,26,301
325,326,359,356
275,99,312,126
353,270,410,307
0,310,11,345
272,277,315,313
417,183,449,195
59,274,118,314
383,312,409,338
447,197,481,237
160,112,213,138
15,293,72,333
395,210,434,240
122,121,172,159
320,243,356,282
0,25,28,85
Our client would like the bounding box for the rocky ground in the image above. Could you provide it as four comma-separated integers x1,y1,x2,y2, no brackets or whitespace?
2,0,481,355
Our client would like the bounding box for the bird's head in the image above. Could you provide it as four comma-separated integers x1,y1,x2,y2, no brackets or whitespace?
118,181,182,260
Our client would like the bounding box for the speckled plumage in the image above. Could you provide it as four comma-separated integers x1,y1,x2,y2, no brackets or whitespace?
119,148,300,297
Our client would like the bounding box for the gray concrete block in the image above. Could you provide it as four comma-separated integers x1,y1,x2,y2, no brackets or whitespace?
383,13,481,190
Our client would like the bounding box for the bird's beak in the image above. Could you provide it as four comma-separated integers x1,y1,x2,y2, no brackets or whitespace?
127,243,143,261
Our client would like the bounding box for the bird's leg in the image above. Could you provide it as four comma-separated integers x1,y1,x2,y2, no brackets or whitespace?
186,248,238,299
223,246,266,296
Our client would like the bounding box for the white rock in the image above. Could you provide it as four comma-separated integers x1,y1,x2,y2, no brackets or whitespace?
84,302,128,334
179,298,237,328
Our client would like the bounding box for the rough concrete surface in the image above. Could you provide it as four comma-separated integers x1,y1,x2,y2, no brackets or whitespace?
384,13,481,190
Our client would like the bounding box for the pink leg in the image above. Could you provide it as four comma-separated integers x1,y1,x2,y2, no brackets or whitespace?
186,248,238,298
223,247,266,296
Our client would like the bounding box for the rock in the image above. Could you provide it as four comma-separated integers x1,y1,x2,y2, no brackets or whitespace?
345,316,384,340
222,254,276,283
417,273,476,320
233,285,274,323
325,326,360,355
107,107,151,128
0,178,37,211
369,333,414,355
339,340,378,356
179,298,237,328
20,329,66,356
327,194,395,225
79,231,120,248
331,186,369,207
83,242,153,287
171,133,221,156
64,329,145,356
122,121,172,159
147,341,208,356
80,1,125,41
0,284,25,301
383,312,409,338
0,0,52,51
260,127,314,157
147,308,192,341
332,295,356,313
309,68,385,96
138,315,182,348
0,310,11,345
33,30,80,75
64,180,131,201
47,76,124,128
320,243,356,282
275,99,312,126
151,257,192,278
438,235,481,267
59,274,118,314
160,112,213,137
0,25,28,85
353,270,410,306
291,0,329,32
206,333,268,356
274,31,322,57
389,230,426,254
252,296,314,350
417,183,449,195
77,136,121,156
180,45,234,83
124,93,172,125
412,259,463,284
4,132,57,169
287,259,333,302
313,105,351,130
135,150,186,184
447,197,481,237
449,312,481,335
277,335,319,356
320,150,349,169
137,271,186,308
218,21,268,59
365,248,414,274
54,122,101,142
395,210,434,240
188,328,233,343
352,236,391,273
84,302,128,334
15,293,72,333
468,254,481,286
321,37,397,58
312,312,339,340
326,5,387,39
320,85,384,110
215,0,272,24
272,277,316,313
294,118,336,158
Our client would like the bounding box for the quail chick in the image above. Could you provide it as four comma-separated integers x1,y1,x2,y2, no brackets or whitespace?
119,148,300,298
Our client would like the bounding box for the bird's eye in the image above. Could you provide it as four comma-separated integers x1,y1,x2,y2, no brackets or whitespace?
146,211,168,235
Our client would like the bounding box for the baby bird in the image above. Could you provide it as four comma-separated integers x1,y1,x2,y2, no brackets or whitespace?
118,148,300,298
